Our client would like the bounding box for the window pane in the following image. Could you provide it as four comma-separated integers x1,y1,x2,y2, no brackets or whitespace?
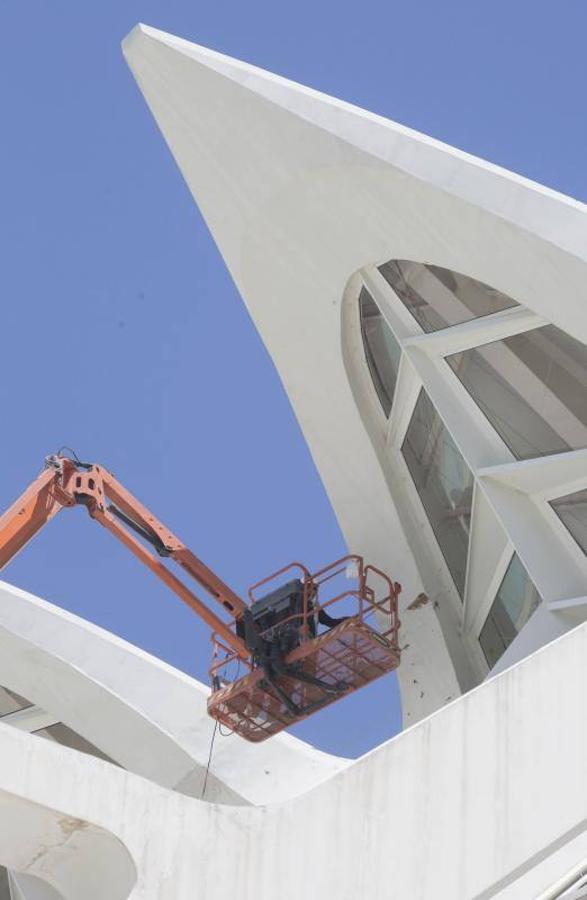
551,489,587,555
447,325,587,460
34,722,116,765
0,686,32,718
359,287,402,416
402,390,474,598
378,260,517,332
479,555,541,668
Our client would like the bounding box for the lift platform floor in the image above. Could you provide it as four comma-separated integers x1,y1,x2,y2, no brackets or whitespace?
208,618,400,742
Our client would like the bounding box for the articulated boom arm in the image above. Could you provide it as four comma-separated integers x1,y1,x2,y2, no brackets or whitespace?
0,454,248,657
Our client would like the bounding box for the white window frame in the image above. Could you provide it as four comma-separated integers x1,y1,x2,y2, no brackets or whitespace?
351,263,587,678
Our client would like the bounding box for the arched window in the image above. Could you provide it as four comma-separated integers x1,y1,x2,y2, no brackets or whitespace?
359,287,401,417
379,260,517,332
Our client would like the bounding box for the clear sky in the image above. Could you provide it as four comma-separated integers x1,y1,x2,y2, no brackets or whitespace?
0,1,585,757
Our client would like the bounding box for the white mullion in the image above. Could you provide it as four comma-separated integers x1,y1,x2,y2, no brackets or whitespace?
475,453,587,605
543,478,587,503
403,306,546,358
459,480,478,632
548,595,587,612
354,272,422,449
404,345,514,469
462,485,510,636
361,267,423,340
476,476,587,604
541,471,587,505
386,352,421,449
478,450,587,501
363,270,528,469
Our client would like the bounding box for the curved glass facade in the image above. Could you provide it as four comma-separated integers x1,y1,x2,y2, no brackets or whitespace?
352,258,586,677
447,325,587,459
401,389,474,599
359,287,401,416
378,260,517,332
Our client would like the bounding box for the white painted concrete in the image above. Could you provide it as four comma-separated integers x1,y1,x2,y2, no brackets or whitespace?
0,581,346,806
123,23,587,721
1,707,58,734
122,22,465,724
0,785,135,900
1,615,587,899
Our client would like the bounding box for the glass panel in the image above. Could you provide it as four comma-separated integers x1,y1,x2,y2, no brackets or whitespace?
378,260,517,332
33,723,116,765
359,287,402,416
0,687,32,718
551,489,587,555
479,554,541,668
447,325,587,460
402,390,474,598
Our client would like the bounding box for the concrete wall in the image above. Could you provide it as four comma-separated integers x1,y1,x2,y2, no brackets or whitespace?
0,581,346,806
0,612,586,898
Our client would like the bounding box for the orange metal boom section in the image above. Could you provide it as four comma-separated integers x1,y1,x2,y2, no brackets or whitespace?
0,454,402,742
0,455,248,658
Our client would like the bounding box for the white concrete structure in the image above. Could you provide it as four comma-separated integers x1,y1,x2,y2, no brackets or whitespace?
1,581,587,899
123,23,587,724
0,22,586,900
0,581,345,898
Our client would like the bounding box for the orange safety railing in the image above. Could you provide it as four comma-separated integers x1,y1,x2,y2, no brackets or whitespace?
209,555,401,700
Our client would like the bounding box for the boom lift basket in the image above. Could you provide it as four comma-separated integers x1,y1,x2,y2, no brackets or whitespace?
208,556,401,742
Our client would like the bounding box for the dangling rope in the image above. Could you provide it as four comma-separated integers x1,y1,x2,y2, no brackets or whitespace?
201,720,219,799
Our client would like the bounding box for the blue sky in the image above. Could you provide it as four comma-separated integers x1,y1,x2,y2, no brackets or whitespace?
0,1,585,757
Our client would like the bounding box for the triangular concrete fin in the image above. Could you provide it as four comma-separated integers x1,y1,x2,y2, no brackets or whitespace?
123,23,586,269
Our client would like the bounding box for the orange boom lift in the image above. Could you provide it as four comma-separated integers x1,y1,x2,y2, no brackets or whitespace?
0,453,401,742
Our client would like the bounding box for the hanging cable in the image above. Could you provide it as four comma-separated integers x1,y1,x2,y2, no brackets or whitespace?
201,720,219,799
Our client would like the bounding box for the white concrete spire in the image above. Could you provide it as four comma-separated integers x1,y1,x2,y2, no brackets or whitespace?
123,24,484,722
123,24,587,725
